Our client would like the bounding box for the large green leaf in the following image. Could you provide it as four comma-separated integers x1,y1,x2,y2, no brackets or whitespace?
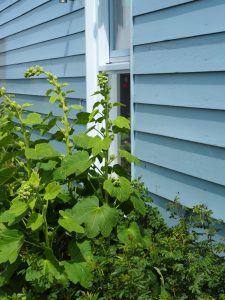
0,167,16,186
117,222,143,247
72,196,119,238
25,143,61,160
44,181,61,201
0,199,28,226
0,227,24,264
73,134,111,156
68,240,92,261
22,112,42,124
26,213,44,231
72,133,95,149
58,210,84,234
54,151,92,180
113,116,130,129
25,257,63,290
130,194,147,215
38,160,57,171
92,137,111,156
103,177,132,202
29,171,40,188
119,149,140,165
64,261,93,288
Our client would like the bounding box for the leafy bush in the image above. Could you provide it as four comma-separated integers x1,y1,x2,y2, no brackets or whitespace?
0,67,224,299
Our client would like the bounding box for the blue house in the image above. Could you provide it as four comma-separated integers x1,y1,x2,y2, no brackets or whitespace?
1,0,225,222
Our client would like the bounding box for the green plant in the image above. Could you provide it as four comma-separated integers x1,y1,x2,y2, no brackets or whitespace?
0,67,224,300
0,67,147,299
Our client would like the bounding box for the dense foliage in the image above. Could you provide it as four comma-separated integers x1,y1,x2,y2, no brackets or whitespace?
0,67,224,299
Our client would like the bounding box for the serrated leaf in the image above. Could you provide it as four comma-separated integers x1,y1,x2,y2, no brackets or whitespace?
25,256,63,289
103,177,132,202
0,227,24,264
0,167,16,186
68,240,92,261
71,104,83,110
58,210,84,233
73,133,96,149
92,137,111,156
44,181,61,201
130,195,146,215
72,196,119,238
0,199,28,226
49,95,60,104
119,149,140,165
39,160,57,171
54,151,92,180
25,143,61,160
64,261,93,288
22,112,42,124
73,134,111,156
117,222,143,247
26,213,44,231
29,171,40,188
113,116,130,129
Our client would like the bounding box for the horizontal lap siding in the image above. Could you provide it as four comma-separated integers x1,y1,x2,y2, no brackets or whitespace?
0,0,86,128
132,0,225,220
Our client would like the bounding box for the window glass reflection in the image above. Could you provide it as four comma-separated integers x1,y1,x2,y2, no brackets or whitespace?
111,0,131,51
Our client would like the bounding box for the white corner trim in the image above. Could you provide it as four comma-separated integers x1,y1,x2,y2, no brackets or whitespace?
98,0,110,66
85,0,98,115
130,0,135,179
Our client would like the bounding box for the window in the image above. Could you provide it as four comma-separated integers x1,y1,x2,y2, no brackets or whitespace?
109,0,131,59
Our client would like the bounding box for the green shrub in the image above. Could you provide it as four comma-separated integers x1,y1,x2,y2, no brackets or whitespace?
0,67,224,299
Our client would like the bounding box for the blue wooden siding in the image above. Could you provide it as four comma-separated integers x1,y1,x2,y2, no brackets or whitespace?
132,0,225,221
0,0,86,125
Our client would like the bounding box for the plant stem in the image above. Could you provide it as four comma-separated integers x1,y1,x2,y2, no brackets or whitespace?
59,93,75,198
9,97,32,177
24,240,45,250
42,200,50,248
104,97,110,204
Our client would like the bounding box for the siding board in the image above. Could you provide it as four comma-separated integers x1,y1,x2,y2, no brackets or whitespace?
134,32,225,74
135,162,225,221
0,0,18,12
133,0,225,225
14,94,85,117
133,0,196,16
134,0,225,45
3,78,86,99
0,55,86,79
0,9,85,53
134,132,225,186
0,0,49,26
134,73,225,110
0,32,85,66
134,104,225,148
0,0,84,39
